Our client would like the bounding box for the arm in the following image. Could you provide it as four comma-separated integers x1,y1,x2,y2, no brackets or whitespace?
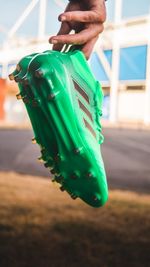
49,0,107,59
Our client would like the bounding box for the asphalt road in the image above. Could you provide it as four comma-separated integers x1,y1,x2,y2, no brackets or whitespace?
0,128,150,193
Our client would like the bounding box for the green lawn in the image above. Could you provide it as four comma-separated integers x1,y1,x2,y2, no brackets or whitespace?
0,172,150,267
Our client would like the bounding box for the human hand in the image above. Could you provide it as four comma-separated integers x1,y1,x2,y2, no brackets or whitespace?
49,0,106,59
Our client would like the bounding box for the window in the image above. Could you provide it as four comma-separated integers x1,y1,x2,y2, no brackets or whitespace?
122,0,150,19
119,45,147,81
105,0,115,22
90,50,112,82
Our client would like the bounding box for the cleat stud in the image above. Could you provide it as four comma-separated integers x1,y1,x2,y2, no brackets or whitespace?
71,172,78,180
16,93,22,100
32,138,36,144
44,162,49,168
47,93,56,101
93,194,101,201
38,157,44,163
50,168,56,174
23,97,29,104
60,186,65,192
9,73,14,81
14,76,21,83
55,175,63,183
23,78,29,86
74,148,82,154
35,69,43,78
86,172,93,178
16,64,21,71
41,148,46,154
71,194,77,200
32,99,40,107
54,154,61,162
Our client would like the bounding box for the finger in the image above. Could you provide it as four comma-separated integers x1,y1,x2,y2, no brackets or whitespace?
49,21,71,51
50,24,104,46
81,36,98,60
59,10,105,23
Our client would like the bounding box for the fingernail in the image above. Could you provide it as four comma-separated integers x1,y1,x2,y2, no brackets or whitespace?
60,15,66,21
51,39,58,44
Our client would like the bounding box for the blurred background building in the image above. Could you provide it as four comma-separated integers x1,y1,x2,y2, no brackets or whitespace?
0,0,150,126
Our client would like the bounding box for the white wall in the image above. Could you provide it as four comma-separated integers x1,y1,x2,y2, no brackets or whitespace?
118,91,145,122
99,15,150,124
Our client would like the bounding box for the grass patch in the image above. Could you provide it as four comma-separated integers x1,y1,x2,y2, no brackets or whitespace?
0,172,150,267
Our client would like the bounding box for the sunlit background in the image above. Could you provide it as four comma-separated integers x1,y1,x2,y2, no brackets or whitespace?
0,0,150,126
0,2,150,267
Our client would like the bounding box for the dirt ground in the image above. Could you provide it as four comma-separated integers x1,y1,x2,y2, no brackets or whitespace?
0,172,150,267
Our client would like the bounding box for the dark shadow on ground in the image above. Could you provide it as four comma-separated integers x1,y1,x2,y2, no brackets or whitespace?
0,172,150,267
0,218,150,267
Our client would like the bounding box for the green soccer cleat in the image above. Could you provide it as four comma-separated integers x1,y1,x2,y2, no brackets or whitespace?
9,50,108,208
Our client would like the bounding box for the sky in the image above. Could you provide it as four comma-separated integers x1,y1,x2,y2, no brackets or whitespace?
0,0,150,44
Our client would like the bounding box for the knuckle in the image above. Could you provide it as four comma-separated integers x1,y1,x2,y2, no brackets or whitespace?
65,12,72,21
100,13,106,23
85,13,94,22
94,10,106,23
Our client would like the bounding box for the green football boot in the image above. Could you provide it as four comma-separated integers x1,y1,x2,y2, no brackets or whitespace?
9,50,108,208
